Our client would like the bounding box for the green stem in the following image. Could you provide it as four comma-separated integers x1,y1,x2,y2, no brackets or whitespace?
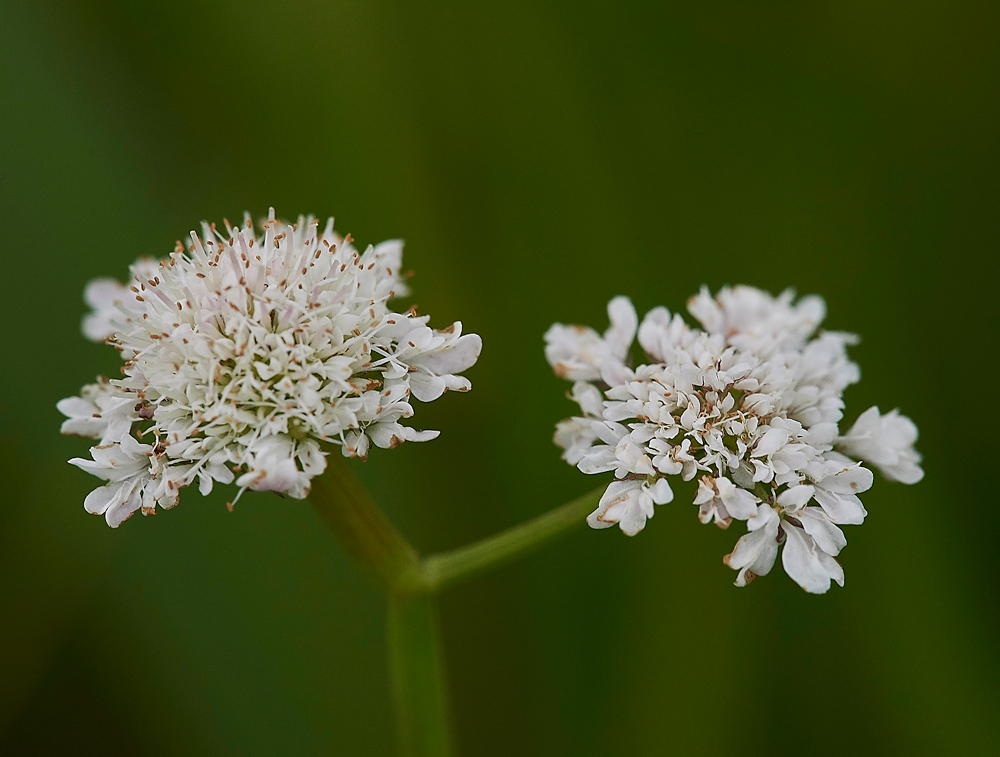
309,458,604,757
421,486,603,592
387,594,454,757
309,455,423,595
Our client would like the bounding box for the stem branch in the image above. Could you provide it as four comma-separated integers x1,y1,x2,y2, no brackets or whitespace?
421,486,603,592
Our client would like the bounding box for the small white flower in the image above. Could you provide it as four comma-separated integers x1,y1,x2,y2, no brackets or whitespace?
69,435,156,527
693,475,759,528
723,504,780,587
544,296,637,382
780,520,845,594
586,477,674,536
548,286,922,593
838,406,923,484
80,263,157,342
235,435,323,499
60,210,480,526
56,378,138,444
810,457,872,524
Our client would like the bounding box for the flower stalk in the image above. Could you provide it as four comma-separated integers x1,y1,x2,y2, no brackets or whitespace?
309,456,423,595
387,595,453,757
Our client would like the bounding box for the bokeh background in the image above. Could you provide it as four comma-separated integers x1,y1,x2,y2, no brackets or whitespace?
2,1,997,755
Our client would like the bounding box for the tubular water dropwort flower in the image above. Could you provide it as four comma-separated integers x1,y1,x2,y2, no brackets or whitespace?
547,286,922,593
59,210,480,526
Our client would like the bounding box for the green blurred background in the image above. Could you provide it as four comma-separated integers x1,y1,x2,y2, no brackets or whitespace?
2,1,997,754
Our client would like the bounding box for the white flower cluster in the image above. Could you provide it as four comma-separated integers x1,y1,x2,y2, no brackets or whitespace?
59,210,481,527
546,287,922,593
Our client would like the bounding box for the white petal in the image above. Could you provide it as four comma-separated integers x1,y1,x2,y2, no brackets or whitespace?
647,477,674,505
717,477,758,520
812,489,867,525
104,482,142,528
781,525,844,594
777,484,815,509
409,372,446,402
83,482,121,516
605,296,638,358
754,427,788,457
402,427,440,443
418,332,482,374
798,507,847,556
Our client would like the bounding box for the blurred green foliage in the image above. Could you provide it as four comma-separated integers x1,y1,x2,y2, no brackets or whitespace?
1,1,997,755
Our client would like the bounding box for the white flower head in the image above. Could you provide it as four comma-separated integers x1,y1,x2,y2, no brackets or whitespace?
547,286,922,593
60,210,480,526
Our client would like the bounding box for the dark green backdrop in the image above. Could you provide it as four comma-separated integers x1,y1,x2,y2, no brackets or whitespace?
1,2,997,755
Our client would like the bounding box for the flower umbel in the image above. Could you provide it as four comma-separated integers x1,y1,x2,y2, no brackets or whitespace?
546,286,922,593
60,210,481,527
